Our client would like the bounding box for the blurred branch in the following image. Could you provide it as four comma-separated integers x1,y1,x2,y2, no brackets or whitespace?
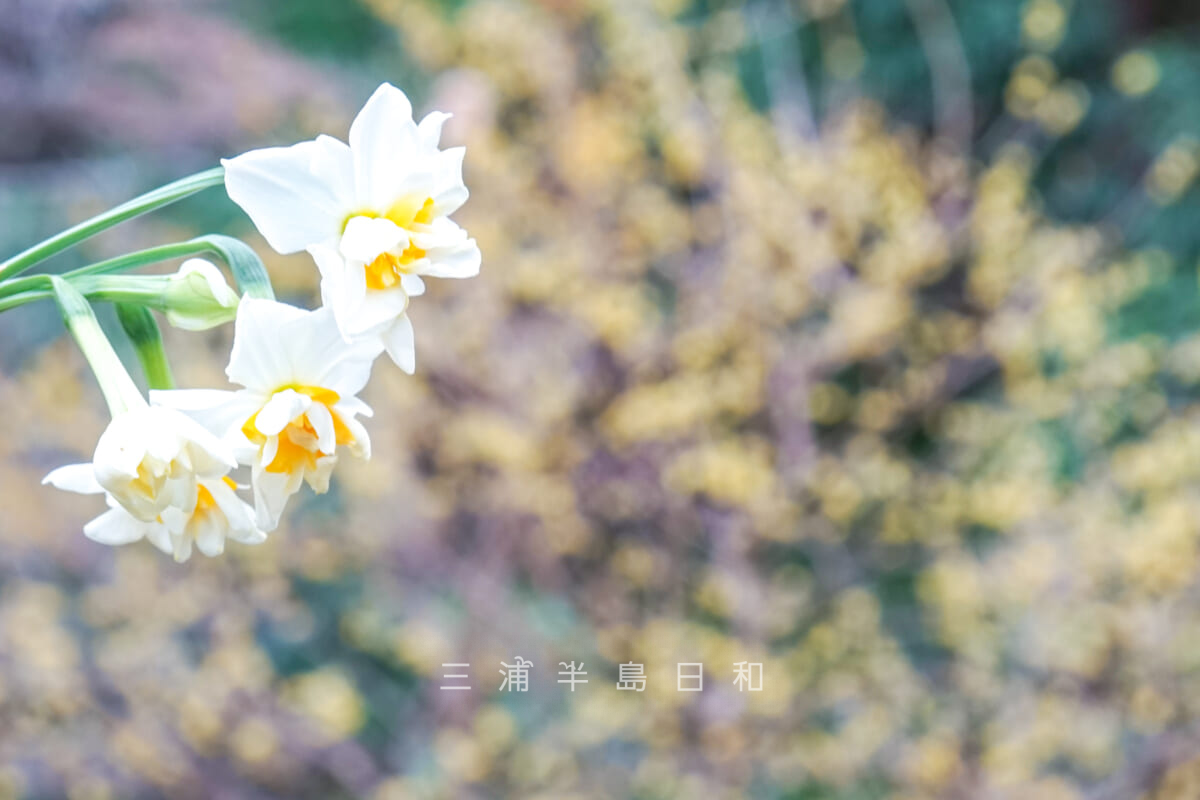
748,1,818,141
903,0,974,151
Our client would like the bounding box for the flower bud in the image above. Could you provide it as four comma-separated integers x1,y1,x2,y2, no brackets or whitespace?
163,258,240,330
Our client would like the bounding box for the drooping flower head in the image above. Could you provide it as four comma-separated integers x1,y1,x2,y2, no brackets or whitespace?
155,298,381,530
222,83,481,372
46,468,264,562
44,405,262,561
45,402,236,524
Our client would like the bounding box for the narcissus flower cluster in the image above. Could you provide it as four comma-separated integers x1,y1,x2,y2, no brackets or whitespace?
27,83,480,560
223,83,480,372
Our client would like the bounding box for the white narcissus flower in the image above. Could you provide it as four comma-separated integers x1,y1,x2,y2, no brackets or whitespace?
44,402,236,524
44,465,264,562
222,82,481,373
154,298,381,530
41,275,260,561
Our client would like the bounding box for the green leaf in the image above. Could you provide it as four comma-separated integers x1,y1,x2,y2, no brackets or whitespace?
195,235,275,300
116,303,175,391
0,234,275,313
69,234,275,300
47,276,143,416
0,167,226,281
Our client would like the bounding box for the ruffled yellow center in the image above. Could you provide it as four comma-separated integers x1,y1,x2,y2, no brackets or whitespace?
195,476,239,513
128,462,161,502
365,246,426,290
349,197,436,291
157,476,237,524
383,195,437,229
240,386,356,474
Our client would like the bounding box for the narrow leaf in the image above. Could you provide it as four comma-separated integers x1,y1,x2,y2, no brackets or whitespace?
116,303,175,391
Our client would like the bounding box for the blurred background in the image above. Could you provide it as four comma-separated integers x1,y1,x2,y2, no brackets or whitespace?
3,0,1200,798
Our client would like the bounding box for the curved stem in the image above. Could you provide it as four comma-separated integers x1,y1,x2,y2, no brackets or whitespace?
0,167,225,282
0,231,274,311
0,237,237,304
0,275,164,314
0,234,274,309
48,276,144,416
58,239,215,280
0,289,50,313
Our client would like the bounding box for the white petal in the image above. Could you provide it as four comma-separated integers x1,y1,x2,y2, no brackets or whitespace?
159,503,190,535
309,134,357,210
43,463,104,495
234,526,269,545
83,507,151,546
306,401,336,455
227,298,381,413
336,396,373,419
416,110,452,149
382,314,416,374
338,413,371,460
400,274,426,296
261,434,279,470
287,306,382,395
305,454,339,495
429,146,469,216
149,388,237,411
207,479,268,541
232,435,262,465
192,514,226,558
222,137,352,254
251,467,302,530
313,244,369,348
145,524,174,555
345,285,411,338
140,411,187,465
425,240,481,280
157,408,237,475
172,532,193,563
255,390,311,437
340,216,407,265
410,219,481,279
350,84,422,211
410,215,467,247
93,412,150,479
150,389,258,442
226,299,311,391
161,475,199,519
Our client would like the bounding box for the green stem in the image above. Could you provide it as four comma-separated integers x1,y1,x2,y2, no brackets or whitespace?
0,234,273,309
0,232,276,316
0,275,165,313
0,167,225,282
0,289,49,313
117,304,175,390
63,240,214,279
0,241,208,304
47,276,144,416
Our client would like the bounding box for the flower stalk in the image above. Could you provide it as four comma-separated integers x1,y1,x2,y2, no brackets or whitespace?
47,276,144,416
0,233,273,311
0,274,186,314
24,81,477,560
0,167,226,282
